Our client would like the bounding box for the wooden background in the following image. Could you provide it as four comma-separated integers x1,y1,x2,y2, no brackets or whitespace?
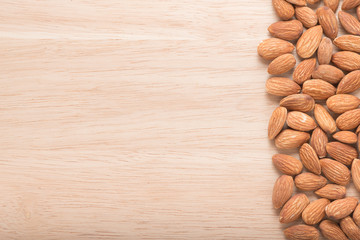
0,0,346,239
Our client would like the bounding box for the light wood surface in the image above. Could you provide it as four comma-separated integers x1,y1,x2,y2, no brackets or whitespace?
1,1,351,239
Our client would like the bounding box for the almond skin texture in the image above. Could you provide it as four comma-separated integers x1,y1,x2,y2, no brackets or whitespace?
333,131,358,144
356,125,360,134
280,94,315,112
302,198,330,225
324,0,340,12
268,54,296,75
315,184,346,200
358,5,360,20
302,79,336,100
284,225,320,240
266,77,301,96
273,0,295,20
342,0,360,10
340,217,360,240
354,204,360,227
320,220,348,240
299,143,321,175
332,51,360,72
295,7,318,28
352,159,360,192
334,35,360,53
312,65,344,85
338,11,360,35
326,197,358,220
272,175,294,209
326,142,358,166
272,154,303,175
293,58,317,85
314,104,336,134
320,158,351,186
297,26,323,59
286,0,306,6
310,127,328,158
268,107,287,140
326,94,360,114
337,70,360,94
275,129,310,149
295,172,327,191
258,38,295,60
336,109,360,130
317,7,338,39
268,20,303,41
287,111,317,131
317,37,333,65
307,0,320,4
280,193,310,223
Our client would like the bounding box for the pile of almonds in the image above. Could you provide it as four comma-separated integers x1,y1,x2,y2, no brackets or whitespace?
259,0,360,239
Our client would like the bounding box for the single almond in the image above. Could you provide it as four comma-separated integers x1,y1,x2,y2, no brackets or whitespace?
342,0,360,10
280,94,315,112
302,198,330,225
272,154,303,175
268,20,303,41
287,111,317,131
334,35,360,53
336,109,360,130
302,79,336,100
268,107,287,140
314,104,336,134
266,77,301,96
286,0,307,5
340,217,360,240
356,125,360,134
310,127,328,158
299,143,321,175
284,225,320,240
352,159,360,192
295,7,318,28
332,51,360,72
317,37,333,65
275,129,310,149
333,131,358,144
317,6,338,39
326,197,358,220
320,220,348,240
326,142,358,166
293,58,317,85
339,11,360,35
324,0,340,12
312,65,344,84
354,204,360,227
307,0,320,3
337,70,360,94
358,5,360,19
258,38,295,60
295,172,327,191
327,94,360,114
273,0,295,20
320,158,351,186
280,193,310,223
315,184,346,200
268,54,296,75
272,175,294,209
297,26,323,59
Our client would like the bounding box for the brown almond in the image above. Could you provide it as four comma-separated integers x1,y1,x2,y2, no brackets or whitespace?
286,0,307,5
268,54,296,75
358,5,360,19
356,125,360,134
334,35,360,53
314,104,336,134
340,217,360,240
280,193,310,223
295,172,327,191
326,197,358,220
320,220,348,240
302,198,330,225
327,94,360,114
284,225,320,240
272,175,294,209
268,20,303,41
339,11,360,35
326,142,358,166
272,154,303,175
333,131,358,144
275,129,311,149
318,37,333,65
352,159,360,192
307,0,320,3
336,109,360,130
266,77,301,96
342,0,360,10
310,127,328,158
273,0,295,20
299,143,321,175
268,107,287,140
337,70,360,94
315,184,346,200
312,65,344,84
332,51,360,72
302,79,336,100
280,94,315,112
317,7,338,39
297,26,323,59
287,111,317,131
293,58,317,85
354,204,360,227
295,7,318,28
320,158,351,186
324,0,340,12
258,38,295,60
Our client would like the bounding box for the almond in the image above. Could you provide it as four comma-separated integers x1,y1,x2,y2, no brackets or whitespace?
273,0,295,20
258,38,295,60
280,94,315,112
293,58,317,84
332,51,360,72
286,0,307,6
314,104,336,134
320,220,348,240
339,11,360,35
334,35,360,53
324,0,340,12
284,225,319,240
297,26,323,59
307,0,320,3
312,65,344,84
333,131,358,144
340,217,360,240
310,127,328,158
317,37,333,65
320,158,351,186
272,154,303,175
275,129,311,149
266,77,301,96
302,198,330,225
326,142,357,166
315,184,346,200
317,6,338,39
352,159,360,192
299,143,321,175
342,0,360,10
354,204,360,227
295,172,327,191
325,197,358,220
268,54,297,75
287,111,317,131
295,7,318,28
272,175,294,209
268,20,304,41
327,94,360,114
302,79,336,100
280,193,310,223
357,125,360,134
268,107,287,140
358,5,360,19
336,109,360,130
337,70,360,94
